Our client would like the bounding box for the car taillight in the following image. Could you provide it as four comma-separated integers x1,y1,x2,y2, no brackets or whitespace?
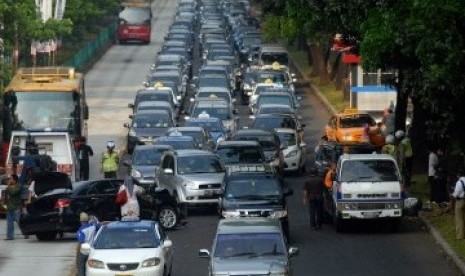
55,199,71,209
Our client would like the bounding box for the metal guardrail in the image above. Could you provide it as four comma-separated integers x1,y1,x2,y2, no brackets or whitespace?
64,23,116,71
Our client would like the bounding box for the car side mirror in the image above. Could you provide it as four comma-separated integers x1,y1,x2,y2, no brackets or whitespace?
80,243,91,255
128,103,134,109
163,239,173,248
128,115,134,119
288,247,299,257
163,168,174,175
198,249,210,258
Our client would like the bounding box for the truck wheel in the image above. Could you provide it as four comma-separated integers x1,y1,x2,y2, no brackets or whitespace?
158,206,178,230
36,231,57,241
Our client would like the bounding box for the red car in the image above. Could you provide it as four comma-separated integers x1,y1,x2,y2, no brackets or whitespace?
118,1,152,44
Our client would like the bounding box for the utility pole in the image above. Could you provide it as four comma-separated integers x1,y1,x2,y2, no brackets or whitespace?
0,14,4,91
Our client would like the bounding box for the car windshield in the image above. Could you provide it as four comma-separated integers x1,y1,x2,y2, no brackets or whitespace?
260,53,289,66
214,233,285,258
199,77,229,88
119,7,151,24
253,116,296,130
177,155,225,174
93,227,159,249
197,92,230,102
259,106,292,115
225,177,281,199
133,149,164,166
257,72,289,84
136,94,171,106
217,147,264,164
278,132,296,147
340,160,400,182
340,115,376,128
154,139,196,150
133,114,172,128
192,107,232,120
185,120,223,132
258,95,292,107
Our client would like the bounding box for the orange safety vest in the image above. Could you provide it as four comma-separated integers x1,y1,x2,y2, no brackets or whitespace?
324,169,334,189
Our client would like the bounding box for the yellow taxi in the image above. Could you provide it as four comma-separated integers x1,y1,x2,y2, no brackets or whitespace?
324,109,385,147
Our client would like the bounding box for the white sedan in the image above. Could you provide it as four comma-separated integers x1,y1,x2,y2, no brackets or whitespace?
276,128,307,173
81,219,173,276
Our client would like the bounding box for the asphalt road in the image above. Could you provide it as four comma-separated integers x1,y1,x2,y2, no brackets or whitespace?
0,0,462,275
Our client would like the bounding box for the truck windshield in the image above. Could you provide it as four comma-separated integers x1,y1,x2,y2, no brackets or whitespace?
3,92,79,134
340,160,400,182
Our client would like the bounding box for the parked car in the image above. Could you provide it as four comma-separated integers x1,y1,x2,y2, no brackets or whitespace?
199,218,298,275
20,172,186,240
81,219,174,276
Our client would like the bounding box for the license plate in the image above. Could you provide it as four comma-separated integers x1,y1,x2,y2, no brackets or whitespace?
363,212,379,218
204,190,220,196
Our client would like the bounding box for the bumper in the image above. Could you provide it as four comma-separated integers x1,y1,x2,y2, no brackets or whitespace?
87,265,164,276
118,32,150,42
339,209,402,220
20,211,79,235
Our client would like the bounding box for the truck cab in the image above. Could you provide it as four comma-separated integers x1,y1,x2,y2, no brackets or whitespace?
324,153,403,232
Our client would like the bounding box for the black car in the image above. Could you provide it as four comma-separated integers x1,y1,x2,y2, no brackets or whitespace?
20,172,186,240
218,169,293,239
231,128,285,181
313,140,378,177
215,140,267,167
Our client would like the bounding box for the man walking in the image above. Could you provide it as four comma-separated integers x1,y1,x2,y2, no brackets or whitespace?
76,212,98,276
451,170,465,240
78,137,93,180
101,141,119,179
3,175,21,240
303,176,324,230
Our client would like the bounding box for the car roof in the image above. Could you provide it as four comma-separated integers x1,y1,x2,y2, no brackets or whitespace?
137,101,172,107
274,128,295,134
234,128,275,136
339,153,396,161
134,144,173,151
167,126,204,132
194,99,229,108
217,140,260,147
157,135,194,142
134,110,170,115
217,218,282,234
104,219,156,230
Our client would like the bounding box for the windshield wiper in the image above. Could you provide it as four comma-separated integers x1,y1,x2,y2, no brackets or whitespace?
250,251,284,257
226,252,257,257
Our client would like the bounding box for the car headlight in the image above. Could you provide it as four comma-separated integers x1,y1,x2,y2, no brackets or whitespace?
131,168,142,178
269,210,287,219
222,210,241,218
285,150,298,158
141,257,161,267
129,129,136,137
183,180,196,189
87,259,105,269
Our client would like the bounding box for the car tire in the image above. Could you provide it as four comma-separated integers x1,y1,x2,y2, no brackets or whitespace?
158,206,178,230
36,231,57,241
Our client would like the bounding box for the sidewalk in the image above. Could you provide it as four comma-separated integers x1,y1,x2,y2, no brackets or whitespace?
289,52,465,275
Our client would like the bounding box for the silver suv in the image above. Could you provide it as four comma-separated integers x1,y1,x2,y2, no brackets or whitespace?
155,150,226,205
199,218,298,276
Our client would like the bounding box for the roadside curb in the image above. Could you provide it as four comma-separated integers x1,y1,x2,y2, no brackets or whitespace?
290,48,465,275
419,213,465,275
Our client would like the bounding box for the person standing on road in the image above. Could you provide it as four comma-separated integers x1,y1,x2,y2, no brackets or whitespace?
303,176,324,230
78,137,94,181
399,129,413,187
3,175,21,240
118,176,144,219
324,163,336,190
101,141,119,179
381,108,395,136
76,212,98,276
451,171,465,240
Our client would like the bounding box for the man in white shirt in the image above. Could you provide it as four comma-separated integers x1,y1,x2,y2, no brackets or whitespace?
452,171,465,239
428,148,439,203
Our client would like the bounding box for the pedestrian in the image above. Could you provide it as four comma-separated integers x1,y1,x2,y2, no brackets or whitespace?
324,163,336,190
303,176,324,230
381,135,396,156
76,212,98,276
435,149,448,203
399,129,413,186
101,141,119,179
381,107,395,136
77,137,94,180
451,170,465,239
3,175,22,240
428,147,442,203
394,130,406,177
118,176,144,219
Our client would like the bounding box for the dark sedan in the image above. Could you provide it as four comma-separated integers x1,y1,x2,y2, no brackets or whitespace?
20,172,186,240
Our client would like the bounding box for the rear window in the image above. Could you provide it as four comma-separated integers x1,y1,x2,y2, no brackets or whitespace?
217,146,264,164
94,227,159,249
340,115,376,128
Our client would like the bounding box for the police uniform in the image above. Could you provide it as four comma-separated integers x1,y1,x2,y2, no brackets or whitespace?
452,176,465,239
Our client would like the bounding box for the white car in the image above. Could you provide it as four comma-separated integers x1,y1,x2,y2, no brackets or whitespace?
81,219,173,276
276,128,306,173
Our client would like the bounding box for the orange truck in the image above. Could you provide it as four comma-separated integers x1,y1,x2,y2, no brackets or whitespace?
118,0,152,44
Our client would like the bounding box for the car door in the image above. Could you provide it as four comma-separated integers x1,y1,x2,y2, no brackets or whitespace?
87,180,120,221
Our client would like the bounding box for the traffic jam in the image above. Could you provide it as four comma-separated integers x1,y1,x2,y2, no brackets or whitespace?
0,0,424,275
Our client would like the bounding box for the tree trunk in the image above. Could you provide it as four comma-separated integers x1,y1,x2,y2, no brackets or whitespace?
307,42,330,84
410,96,429,173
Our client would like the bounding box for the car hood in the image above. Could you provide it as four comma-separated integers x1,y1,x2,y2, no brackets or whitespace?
134,128,168,138
223,199,284,210
212,257,286,274
33,172,72,196
89,248,162,263
133,165,158,177
180,173,225,184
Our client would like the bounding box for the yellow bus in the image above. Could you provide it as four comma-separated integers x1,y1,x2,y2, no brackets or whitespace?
1,67,89,164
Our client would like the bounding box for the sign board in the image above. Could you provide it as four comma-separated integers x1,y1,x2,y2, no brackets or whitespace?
350,86,397,112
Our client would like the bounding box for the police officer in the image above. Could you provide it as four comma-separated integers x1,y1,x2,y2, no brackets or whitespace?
101,141,119,179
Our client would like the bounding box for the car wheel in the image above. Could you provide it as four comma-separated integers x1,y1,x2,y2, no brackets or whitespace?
158,206,178,230
36,231,57,241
